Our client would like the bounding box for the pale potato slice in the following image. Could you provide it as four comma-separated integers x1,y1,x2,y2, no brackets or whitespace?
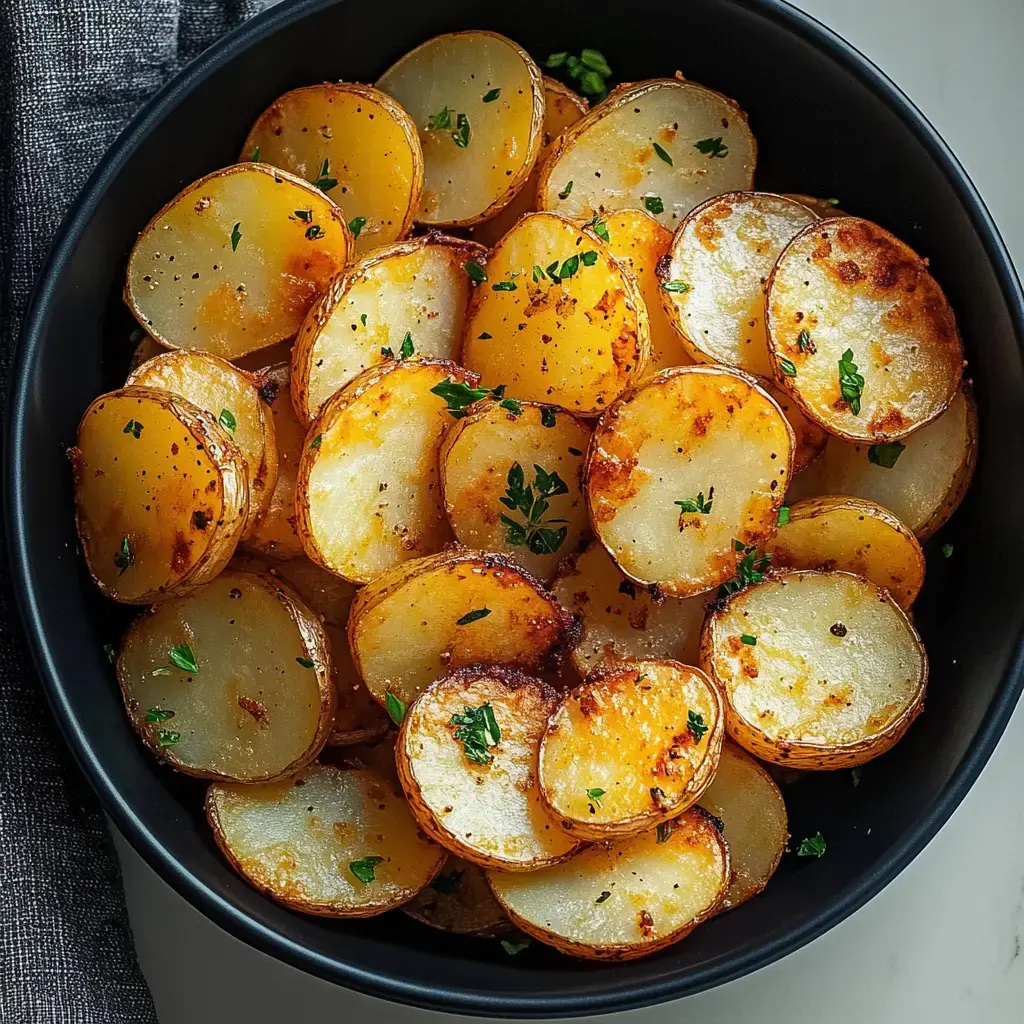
488,806,728,960
127,332,167,372
117,571,335,780
207,764,444,917
659,192,818,377
539,659,723,840
764,381,828,474
766,496,925,608
469,78,588,248
461,212,649,414
126,350,277,534
404,856,513,937
552,541,709,677
349,550,577,706
291,234,486,422
587,366,793,596
700,569,927,769
397,667,580,871
126,164,351,359
71,387,248,604
241,82,423,256
296,359,475,583
537,77,756,229
766,217,964,442
789,383,978,540
699,741,788,911
439,398,591,583
377,31,545,227
601,208,692,372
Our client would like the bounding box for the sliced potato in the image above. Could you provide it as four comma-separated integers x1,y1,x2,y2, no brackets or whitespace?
659,192,818,377
296,359,473,583
349,550,578,706
341,732,399,785
324,624,391,747
127,164,350,359
537,77,756,229
552,541,708,677
789,383,978,540
241,83,423,256
397,666,580,871
377,31,544,227
404,856,513,936
128,333,167,372
126,350,277,534
439,399,591,583
764,381,828,474
71,386,248,604
461,211,650,414
700,569,927,769
766,217,964,442
291,234,486,422
587,366,793,596
699,741,787,911
766,496,925,608
207,764,444,917
488,806,728,960
539,659,723,840
117,571,335,780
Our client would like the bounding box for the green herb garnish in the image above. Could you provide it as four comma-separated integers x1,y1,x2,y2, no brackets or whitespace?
583,214,610,243
230,222,242,252
718,543,771,598
675,488,713,515
430,377,505,419
653,142,673,165
541,408,557,428
687,710,708,743
595,890,612,904
478,331,492,340
585,787,605,812
250,145,260,162
741,634,757,646
399,332,415,360
942,543,954,558
294,209,312,222
777,505,791,527
491,279,517,292
122,419,143,439
295,657,315,668
450,703,501,765
157,730,181,747
305,224,324,240
456,607,492,626
695,136,729,159
312,158,337,191
499,461,570,555
643,195,664,215
103,643,116,664
797,832,826,858
779,358,797,377
500,397,523,416
385,691,407,725
218,408,237,433
558,180,573,200
348,216,366,238
427,106,452,130
309,433,322,449
838,348,864,415
797,329,813,352
168,643,198,675
482,88,501,103
464,260,487,284
113,535,133,576
360,313,368,327
545,49,613,99
349,855,385,883
662,280,689,294
453,113,471,148
145,707,175,723
501,938,530,956
656,822,674,844
867,440,905,468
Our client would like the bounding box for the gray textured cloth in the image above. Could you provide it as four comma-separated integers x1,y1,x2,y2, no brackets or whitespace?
0,2,265,1020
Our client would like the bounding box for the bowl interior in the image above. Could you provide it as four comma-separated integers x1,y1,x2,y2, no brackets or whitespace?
8,0,1024,1017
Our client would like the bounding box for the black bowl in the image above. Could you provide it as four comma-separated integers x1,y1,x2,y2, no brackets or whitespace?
6,0,1024,1017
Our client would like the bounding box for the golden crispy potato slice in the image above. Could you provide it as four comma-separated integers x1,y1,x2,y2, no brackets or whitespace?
404,856,513,936
126,351,277,534
784,194,844,218
439,398,591,583
699,741,787,911
552,542,708,678
766,217,964,442
117,571,335,780
296,360,477,582
397,667,580,871
700,569,927,769
488,806,728,960
349,550,578,706
72,387,248,604
764,381,828,474
537,77,756,229
659,192,818,377
461,212,650,414
377,31,544,227
539,659,723,840
126,164,350,359
291,234,485,422
207,764,444,917
789,383,977,540
241,83,423,256
469,78,588,248
587,366,793,596
127,333,167,372
767,496,925,608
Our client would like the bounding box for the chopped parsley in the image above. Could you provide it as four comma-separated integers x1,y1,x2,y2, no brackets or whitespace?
360,313,368,327
430,377,506,418
453,113,471,148
385,691,407,725
643,194,665,215
427,106,452,130
250,145,260,162
482,88,501,103
399,332,415,359
581,250,599,266
294,209,312,222
305,224,324,240
145,707,175,722
113,535,133,576
779,357,797,377
544,49,613,100
558,180,573,200
740,634,757,646
777,505,791,527
675,488,714,515
450,702,501,765
662,280,689,294
583,214,610,243
652,142,673,165
867,440,905,468
941,543,954,558
218,408,237,433
499,461,571,555
168,643,199,675
491,279,517,292
796,832,826,858
192,510,208,530
122,419,143,439
501,938,530,956
541,408,557,428
687,710,708,743
719,542,771,598
477,331,492,340
157,729,181,747
656,822,674,844
500,397,523,416
694,136,729,159
230,222,242,252
308,433,322,449
456,607,492,626
295,657,315,668
585,787,605,812
312,158,338,191
463,260,487,283
559,254,580,279
348,216,366,238
103,643,116,664
838,348,864,415
595,890,612,904
349,855,385,883
797,329,813,352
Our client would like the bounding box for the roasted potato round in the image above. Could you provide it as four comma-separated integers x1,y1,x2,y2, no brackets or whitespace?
487,806,728,960
461,211,650,414
126,164,351,359
72,386,248,604
377,31,545,227
537,77,756,229
439,398,591,582
324,623,391,747
241,82,423,256
404,856,514,937
117,571,335,781
766,217,964,442
700,569,928,769
764,381,828,474
539,659,724,840
348,550,578,707
207,764,445,917
397,666,580,871
587,366,794,596
659,192,818,377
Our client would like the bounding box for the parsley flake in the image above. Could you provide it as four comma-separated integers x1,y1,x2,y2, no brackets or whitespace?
478,331,492,340
838,349,864,414
797,832,826,858
295,657,315,668
777,505,791,527
482,88,501,103
157,729,181,747
385,691,407,725
145,707,175,723
653,141,673,165
595,890,612,904
348,216,366,238
501,938,530,956
294,209,312,223
583,214,610,243
500,397,523,416
581,250,599,267
399,332,415,360
662,280,689,294
427,106,452,131
675,487,714,515
643,194,664,215
113,535,133,576
456,607,492,626
867,440,905,468
491,279,517,292
218,408,237,433
168,644,199,675
305,224,324,240
349,855,385,883
450,703,501,765
741,634,757,646
122,419,143,439
942,543,954,558
719,543,772,598
312,158,337,191
453,113,471,148
360,313,368,327
541,408,557,428
695,136,729,159
499,461,570,555
797,329,813,352
585,787,605,812
464,260,487,284
687,710,708,743
779,357,797,377
656,822,674,844
559,254,580,279
558,180,573,200
250,145,260,162
430,377,505,419
309,433,322,449
230,222,242,252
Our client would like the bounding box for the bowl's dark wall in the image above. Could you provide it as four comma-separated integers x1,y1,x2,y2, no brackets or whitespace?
7,0,1024,1017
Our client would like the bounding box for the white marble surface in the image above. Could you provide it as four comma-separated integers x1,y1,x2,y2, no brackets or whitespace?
114,0,1024,1020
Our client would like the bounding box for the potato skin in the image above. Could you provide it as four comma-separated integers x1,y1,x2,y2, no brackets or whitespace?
403,856,515,937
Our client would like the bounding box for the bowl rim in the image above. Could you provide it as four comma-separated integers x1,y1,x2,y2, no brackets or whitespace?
5,0,1024,1017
